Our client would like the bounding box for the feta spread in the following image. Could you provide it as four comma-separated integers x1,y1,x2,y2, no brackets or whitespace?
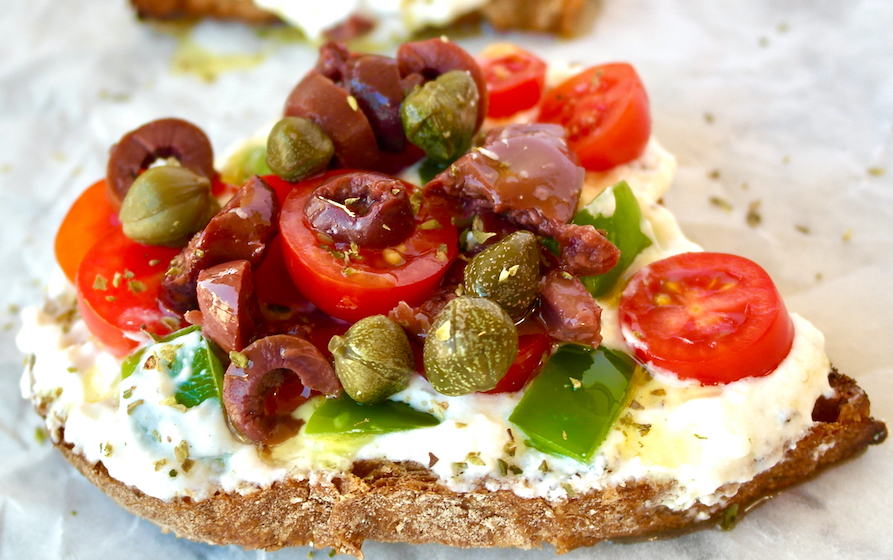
17,139,833,510
252,0,490,42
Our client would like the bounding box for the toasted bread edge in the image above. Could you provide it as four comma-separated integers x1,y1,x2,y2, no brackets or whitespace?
127,0,597,36
54,370,886,557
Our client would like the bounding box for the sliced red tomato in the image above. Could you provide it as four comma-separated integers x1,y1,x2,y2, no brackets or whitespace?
537,63,651,171
254,234,306,309
211,174,238,198
75,227,184,357
618,252,795,385
261,174,298,208
55,179,120,283
486,333,551,393
279,171,459,323
478,44,547,119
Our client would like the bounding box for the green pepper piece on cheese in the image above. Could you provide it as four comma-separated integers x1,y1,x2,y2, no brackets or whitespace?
509,344,638,463
304,395,440,436
574,181,652,297
121,326,225,408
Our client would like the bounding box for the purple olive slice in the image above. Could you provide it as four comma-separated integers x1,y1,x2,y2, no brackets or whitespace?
223,334,340,444
106,118,214,208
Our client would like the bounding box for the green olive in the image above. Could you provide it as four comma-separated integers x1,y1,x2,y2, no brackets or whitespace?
400,70,479,165
464,231,540,320
328,315,415,405
265,117,335,182
119,165,219,247
423,296,518,396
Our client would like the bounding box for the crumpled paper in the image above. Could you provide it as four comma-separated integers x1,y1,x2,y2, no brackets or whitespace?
1,1,891,559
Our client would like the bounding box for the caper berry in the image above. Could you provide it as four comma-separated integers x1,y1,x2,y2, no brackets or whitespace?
119,165,219,247
464,231,540,320
423,296,518,396
400,70,479,165
265,117,335,182
328,315,415,404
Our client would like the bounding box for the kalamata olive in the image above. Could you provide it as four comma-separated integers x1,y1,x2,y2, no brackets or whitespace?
552,223,621,277
303,171,414,248
161,175,279,313
328,315,414,404
284,72,380,170
464,230,540,320
423,296,518,396
196,260,260,354
424,123,620,276
396,38,488,128
427,123,585,225
118,165,219,247
343,54,406,153
313,42,350,82
106,118,215,208
401,70,479,165
538,269,603,348
265,117,335,182
223,334,340,444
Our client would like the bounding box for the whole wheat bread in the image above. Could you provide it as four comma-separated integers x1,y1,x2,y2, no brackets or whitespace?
128,0,598,36
52,370,886,557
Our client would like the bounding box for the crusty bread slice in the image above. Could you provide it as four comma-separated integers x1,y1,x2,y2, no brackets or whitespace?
128,0,597,36
130,0,279,25
53,370,886,558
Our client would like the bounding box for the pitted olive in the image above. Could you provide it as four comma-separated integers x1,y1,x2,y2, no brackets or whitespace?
119,165,219,247
464,230,540,320
423,296,518,396
328,315,415,404
265,117,335,182
400,70,479,165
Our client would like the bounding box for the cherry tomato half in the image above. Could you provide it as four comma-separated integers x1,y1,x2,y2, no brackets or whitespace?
75,227,184,356
279,172,459,323
478,44,547,119
486,333,551,393
538,63,651,171
55,179,120,284
618,252,794,385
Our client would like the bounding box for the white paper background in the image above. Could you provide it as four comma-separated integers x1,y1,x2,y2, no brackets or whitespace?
1,1,891,559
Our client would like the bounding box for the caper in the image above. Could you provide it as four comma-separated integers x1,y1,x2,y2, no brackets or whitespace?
464,231,540,320
119,165,219,247
400,70,479,165
423,296,518,396
265,117,335,182
328,315,415,405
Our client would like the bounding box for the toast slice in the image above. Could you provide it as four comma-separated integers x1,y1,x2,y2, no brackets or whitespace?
128,0,597,37
53,370,886,557
131,0,279,25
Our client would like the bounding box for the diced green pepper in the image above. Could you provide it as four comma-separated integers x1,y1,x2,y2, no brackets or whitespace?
121,326,225,408
509,345,638,463
121,347,146,380
418,159,449,184
304,395,440,437
574,181,652,297
219,143,272,186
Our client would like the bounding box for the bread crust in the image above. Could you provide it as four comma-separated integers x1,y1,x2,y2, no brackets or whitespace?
54,370,886,557
131,0,280,25
128,0,598,36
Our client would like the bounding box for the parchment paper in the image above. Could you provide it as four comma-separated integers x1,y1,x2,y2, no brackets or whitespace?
1,1,891,559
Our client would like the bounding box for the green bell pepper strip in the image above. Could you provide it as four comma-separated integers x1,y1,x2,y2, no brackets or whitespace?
418,159,449,184
574,180,652,297
120,325,225,408
304,395,440,437
220,143,272,186
509,344,639,463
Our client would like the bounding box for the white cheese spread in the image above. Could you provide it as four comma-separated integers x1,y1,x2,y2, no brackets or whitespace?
17,139,833,510
252,0,490,42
